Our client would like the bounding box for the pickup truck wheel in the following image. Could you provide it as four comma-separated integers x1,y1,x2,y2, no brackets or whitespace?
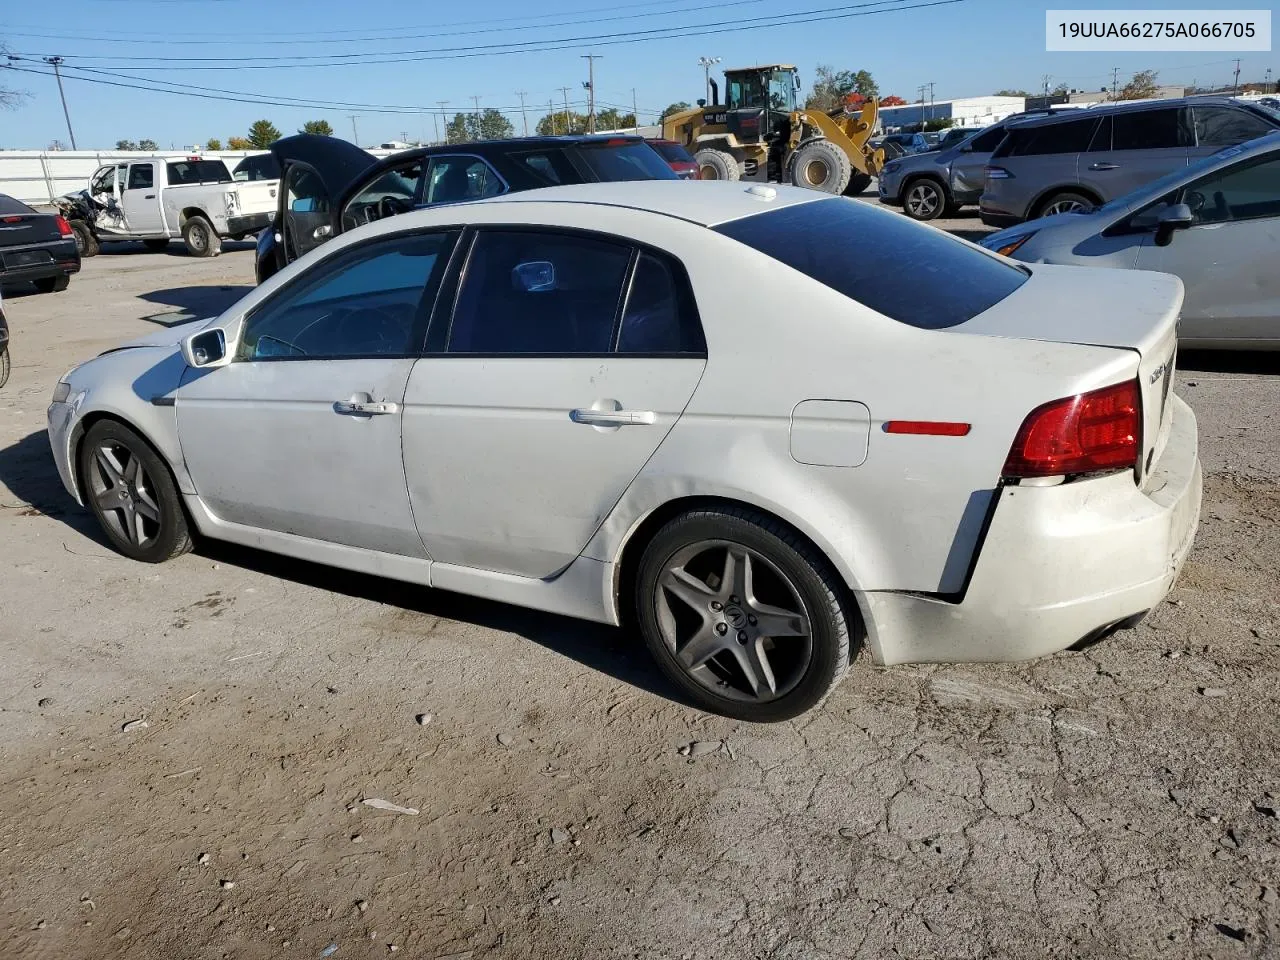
143,238,170,252
71,222,99,258
182,216,221,258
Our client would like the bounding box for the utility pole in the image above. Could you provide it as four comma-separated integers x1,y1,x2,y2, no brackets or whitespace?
918,83,927,126
581,54,601,133
697,56,721,104
1111,67,1119,100
632,88,639,132
347,114,359,145
515,90,529,137
557,86,572,133
431,112,440,144
1041,74,1052,98
1266,67,1274,94
43,56,77,150
1232,58,1242,95
436,101,449,143
927,81,935,123
548,98,556,134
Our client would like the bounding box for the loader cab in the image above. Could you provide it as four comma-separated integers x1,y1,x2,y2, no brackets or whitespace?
722,65,800,144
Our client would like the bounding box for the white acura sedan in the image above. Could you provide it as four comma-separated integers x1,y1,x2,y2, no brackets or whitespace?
48,182,1202,721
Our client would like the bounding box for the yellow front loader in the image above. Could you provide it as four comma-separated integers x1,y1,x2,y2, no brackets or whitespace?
661,64,886,196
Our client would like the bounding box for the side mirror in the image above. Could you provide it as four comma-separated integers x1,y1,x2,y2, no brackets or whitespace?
181,328,230,368
312,224,332,240
290,197,315,213
1154,202,1193,247
512,260,555,292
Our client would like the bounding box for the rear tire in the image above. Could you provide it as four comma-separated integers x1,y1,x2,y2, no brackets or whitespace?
1036,190,1096,219
0,347,9,390
902,177,948,221
844,171,873,196
143,238,170,252
634,506,857,722
33,275,70,293
789,140,851,195
694,148,740,182
71,221,99,258
78,420,192,564
182,216,221,258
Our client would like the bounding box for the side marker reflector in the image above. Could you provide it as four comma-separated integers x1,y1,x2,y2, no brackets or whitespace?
883,421,971,437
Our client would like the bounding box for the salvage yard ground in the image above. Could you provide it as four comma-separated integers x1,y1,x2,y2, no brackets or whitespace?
1,206,1279,959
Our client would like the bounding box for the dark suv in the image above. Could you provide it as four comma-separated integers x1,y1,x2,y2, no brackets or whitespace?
256,134,676,283
980,96,1280,227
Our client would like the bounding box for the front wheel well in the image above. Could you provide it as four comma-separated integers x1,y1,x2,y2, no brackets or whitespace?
72,413,187,517
613,495,866,653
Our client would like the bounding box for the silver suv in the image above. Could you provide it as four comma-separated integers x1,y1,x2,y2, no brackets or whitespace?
980,96,1279,227
878,120,1021,221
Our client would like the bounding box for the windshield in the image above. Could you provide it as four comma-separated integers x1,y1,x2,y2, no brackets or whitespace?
570,142,677,181
726,73,765,110
1097,139,1264,213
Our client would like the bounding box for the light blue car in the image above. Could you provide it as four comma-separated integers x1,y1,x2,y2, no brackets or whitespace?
982,131,1280,350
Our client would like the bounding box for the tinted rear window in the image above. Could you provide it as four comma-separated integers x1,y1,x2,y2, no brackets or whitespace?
997,117,1099,157
650,141,694,163
1107,107,1192,150
167,160,233,185
714,198,1027,329
569,142,677,181
0,195,34,215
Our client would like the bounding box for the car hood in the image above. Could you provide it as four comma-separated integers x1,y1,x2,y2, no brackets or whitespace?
100,317,216,355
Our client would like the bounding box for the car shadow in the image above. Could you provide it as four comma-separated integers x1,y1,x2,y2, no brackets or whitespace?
98,240,257,257
138,285,254,325
1179,350,1280,376
0,429,689,707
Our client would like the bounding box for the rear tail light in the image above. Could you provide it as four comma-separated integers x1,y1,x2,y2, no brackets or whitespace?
986,166,1013,180
1003,379,1142,478
55,215,73,236
1,215,23,224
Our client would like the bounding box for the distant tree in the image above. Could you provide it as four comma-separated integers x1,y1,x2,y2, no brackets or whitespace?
137,138,158,151
1052,83,1069,96
227,136,252,150
247,119,282,149
923,118,955,131
299,119,334,136
993,89,1032,97
1119,69,1160,100
205,138,222,151
659,101,692,121
880,95,908,106
536,110,586,135
446,108,514,142
593,107,637,131
807,65,879,112
115,139,138,150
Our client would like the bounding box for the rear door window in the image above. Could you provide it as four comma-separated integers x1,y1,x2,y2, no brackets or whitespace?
1194,106,1276,147
1109,107,1192,150
567,142,677,181
714,198,1027,329
999,117,1098,156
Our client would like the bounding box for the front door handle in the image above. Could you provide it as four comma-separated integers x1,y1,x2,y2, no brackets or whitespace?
144,193,156,199
570,408,656,426
1088,162,1120,171
334,400,399,416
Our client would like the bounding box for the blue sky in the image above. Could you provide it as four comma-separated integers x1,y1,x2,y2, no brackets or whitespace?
1,0,1274,149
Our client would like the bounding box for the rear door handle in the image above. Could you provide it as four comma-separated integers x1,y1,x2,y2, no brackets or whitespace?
334,400,398,416
570,408,656,426
1088,162,1120,171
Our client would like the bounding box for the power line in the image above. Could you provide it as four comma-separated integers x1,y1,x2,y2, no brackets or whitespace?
13,0,970,71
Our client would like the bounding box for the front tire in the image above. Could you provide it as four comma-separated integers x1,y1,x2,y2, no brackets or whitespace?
694,148,741,182
71,221,99,257
79,420,192,563
790,140,852,195
33,275,70,293
902,177,948,221
182,216,221,258
635,507,856,722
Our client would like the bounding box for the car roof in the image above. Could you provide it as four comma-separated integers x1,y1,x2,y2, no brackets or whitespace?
1004,95,1244,130
398,180,828,229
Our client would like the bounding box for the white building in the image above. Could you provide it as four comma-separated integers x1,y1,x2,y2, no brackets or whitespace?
878,95,1026,132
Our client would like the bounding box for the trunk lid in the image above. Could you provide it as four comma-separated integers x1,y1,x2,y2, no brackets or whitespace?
0,212,64,247
957,262,1182,481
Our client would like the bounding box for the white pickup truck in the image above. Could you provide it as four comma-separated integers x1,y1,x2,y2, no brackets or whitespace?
61,155,277,258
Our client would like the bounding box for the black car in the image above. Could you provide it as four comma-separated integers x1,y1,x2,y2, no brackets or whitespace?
256,134,677,283
0,194,81,293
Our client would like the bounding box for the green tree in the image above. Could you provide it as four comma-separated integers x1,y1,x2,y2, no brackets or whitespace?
227,136,251,150
1052,83,1069,96
247,119,282,149
993,89,1031,97
446,108,514,142
115,139,138,150
659,101,692,121
594,107,637,131
299,119,334,136
138,139,158,151
1119,69,1159,100
536,110,586,135
923,118,954,131
806,65,878,111
205,138,222,151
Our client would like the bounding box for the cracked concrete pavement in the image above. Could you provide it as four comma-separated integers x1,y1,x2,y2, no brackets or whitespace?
1,216,1278,959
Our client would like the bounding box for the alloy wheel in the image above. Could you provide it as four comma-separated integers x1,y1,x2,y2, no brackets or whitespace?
905,182,941,218
1044,197,1090,216
654,539,813,703
88,441,162,549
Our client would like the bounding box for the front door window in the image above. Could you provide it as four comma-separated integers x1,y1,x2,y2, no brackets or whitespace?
282,164,332,261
